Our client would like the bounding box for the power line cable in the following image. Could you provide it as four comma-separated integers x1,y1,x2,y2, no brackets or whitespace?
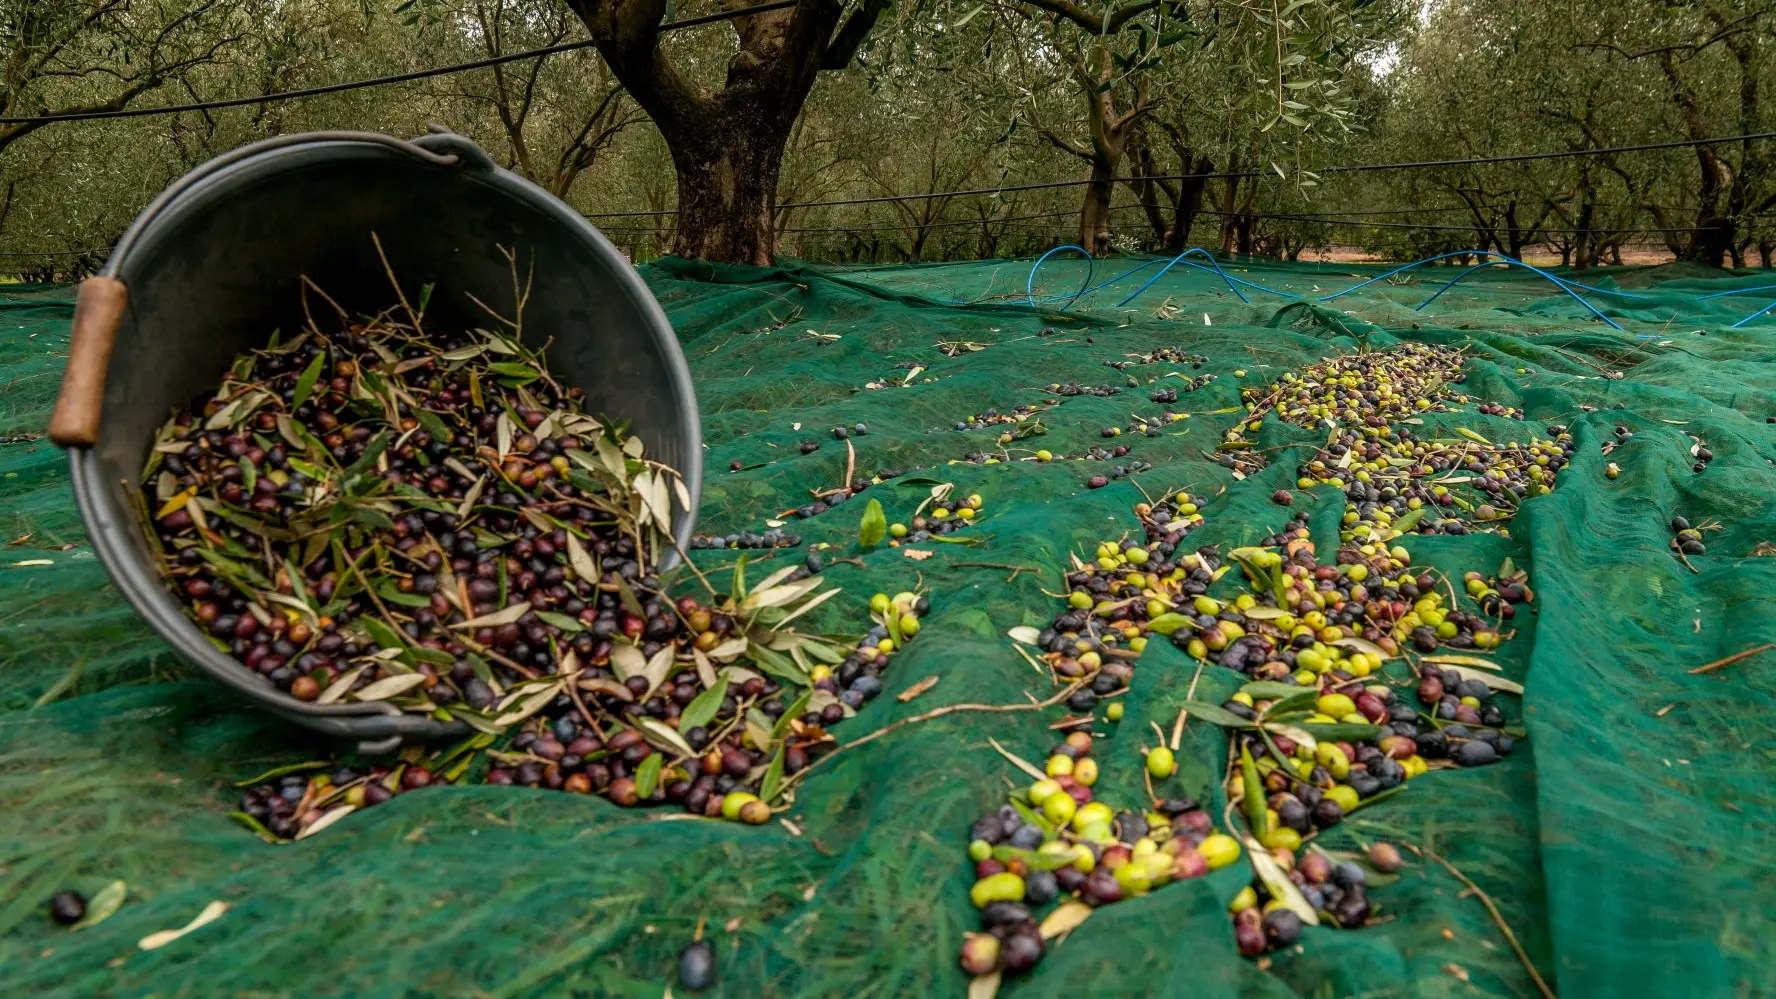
585,130,1776,216
0,0,795,126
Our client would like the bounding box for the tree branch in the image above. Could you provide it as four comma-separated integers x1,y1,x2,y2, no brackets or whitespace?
822,0,892,69
1033,121,1094,162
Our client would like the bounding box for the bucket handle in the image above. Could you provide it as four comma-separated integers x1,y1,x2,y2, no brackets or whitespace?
49,276,129,448
108,129,489,265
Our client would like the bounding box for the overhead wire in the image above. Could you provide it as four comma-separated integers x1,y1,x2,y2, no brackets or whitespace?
0,0,796,126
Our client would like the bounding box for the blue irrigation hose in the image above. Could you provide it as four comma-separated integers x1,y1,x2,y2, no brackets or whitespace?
1694,283,1776,301
1026,250,1206,307
1113,249,1251,305
1026,247,1304,307
1730,298,1776,328
1009,244,1776,331
1025,244,1097,307
1685,283,1776,327
1319,250,1626,330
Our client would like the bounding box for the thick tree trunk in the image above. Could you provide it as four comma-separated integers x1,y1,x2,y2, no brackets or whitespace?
1079,158,1117,256
1572,187,1596,271
668,119,788,264
1125,126,1170,247
1166,160,1211,254
567,0,886,264
1760,240,1773,269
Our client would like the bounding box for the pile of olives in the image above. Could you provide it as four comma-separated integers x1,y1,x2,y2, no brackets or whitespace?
960,734,1242,980
1105,347,1209,371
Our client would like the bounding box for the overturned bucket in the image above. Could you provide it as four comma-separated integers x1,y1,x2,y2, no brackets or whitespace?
48,128,701,751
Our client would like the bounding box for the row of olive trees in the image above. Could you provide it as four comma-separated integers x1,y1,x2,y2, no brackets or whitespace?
1342,0,1776,269
2,0,1772,270
0,0,1411,269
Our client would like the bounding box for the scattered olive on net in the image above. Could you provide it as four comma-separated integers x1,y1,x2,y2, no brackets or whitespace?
678,940,716,991
1669,513,1714,559
1005,345,1537,965
958,736,1238,980
48,890,86,925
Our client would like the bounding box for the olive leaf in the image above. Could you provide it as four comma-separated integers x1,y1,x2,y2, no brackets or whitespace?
635,717,696,758
986,737,1048,781
1332,636,1392,660
376,583,432,608
1006,626,1042,645
610,643,648,681
1435,663,1524,694
453,601,533,630
968,971,1002,999
341,429,392,483
679,674,730,733
535,610,584,633
354,673,429,701
71,880,128,930
1147,612,1190,635
633,753,664,799
1264,722,1317,753
748,642,810,685
413,408,452,444
285,353,327,411
1247,842,1320,926
229,810,286,843
707,636,750,661
1037,900,1093,940
1390,506,1426,533
1455,427,1494,446
612,576,647,618
577,677,635,702
1240,746,1267,838
641,646,677,697
233,760,329,788
493,683,561,727
360,617,407,651
1241,681,1311,701
296,805,357,840
772,689,813,740
1180,700,1255,729
1298,721,1383,742
487,360,541,384
760,745,787,803
858,498,887,548
691,647,718,688
1259,689,1319,718
565,531,600,583
771,587,842,629
1422,653,1505,671
316,665,367,704
137,900,230,951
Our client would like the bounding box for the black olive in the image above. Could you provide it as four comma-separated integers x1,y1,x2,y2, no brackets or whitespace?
678,941,715,991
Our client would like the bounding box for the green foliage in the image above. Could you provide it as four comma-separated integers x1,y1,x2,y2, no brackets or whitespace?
0,0,1771,270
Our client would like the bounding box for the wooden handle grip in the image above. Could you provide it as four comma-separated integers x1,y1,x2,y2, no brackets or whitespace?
49,276,128,448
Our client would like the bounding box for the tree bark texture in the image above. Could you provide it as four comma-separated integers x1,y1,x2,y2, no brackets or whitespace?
566,0,887,264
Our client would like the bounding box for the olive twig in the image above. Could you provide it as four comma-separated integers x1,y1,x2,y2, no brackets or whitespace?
953,561,1044,583
798,679,1090,778
1170,661,1205,750
1687,641,1775,676
1398,839,1557,999
369,233,423,335
668,539,720,599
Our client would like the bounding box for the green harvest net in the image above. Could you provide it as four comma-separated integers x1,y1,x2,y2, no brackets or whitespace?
3,254,1776,998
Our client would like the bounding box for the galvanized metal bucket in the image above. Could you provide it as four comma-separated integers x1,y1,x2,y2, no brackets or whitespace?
49,128,701,751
